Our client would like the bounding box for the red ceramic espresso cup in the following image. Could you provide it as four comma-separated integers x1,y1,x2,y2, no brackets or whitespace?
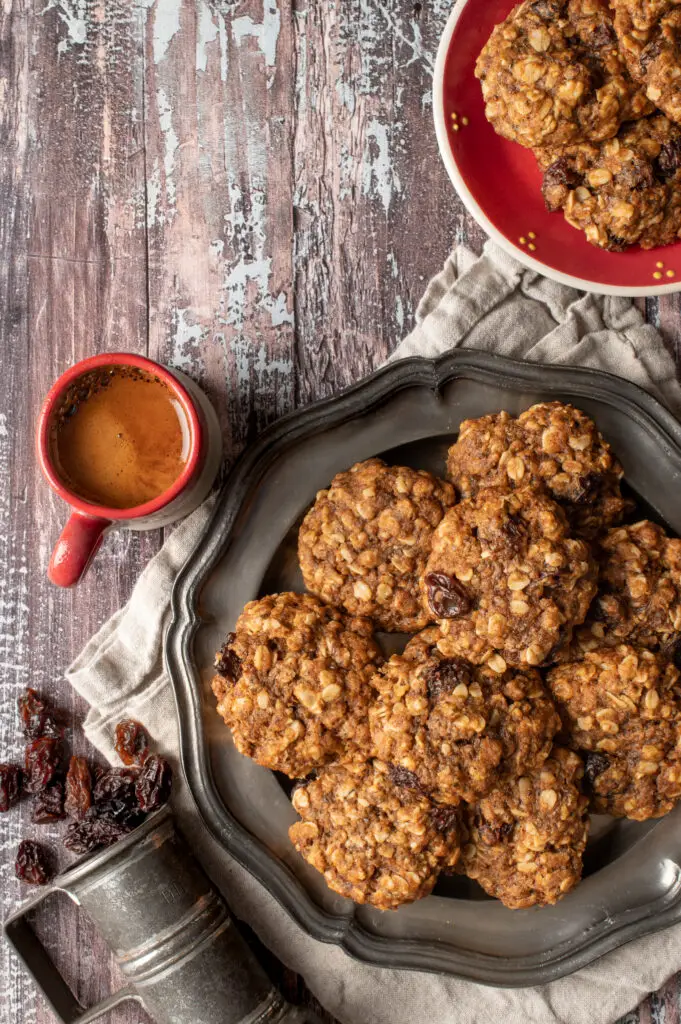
37,353,222,588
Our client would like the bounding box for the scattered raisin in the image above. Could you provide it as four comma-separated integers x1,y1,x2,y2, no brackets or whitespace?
24,738,61,794
0,764,22,812
614,153,649,190
570,473,602,505
64,812,131,854
431,806,460,834
501,512,527,546
479,819,514,844
655,139,681,182
425,572,471,619
65,757,92,820
640,36,664,74
15,840,52,885
588,21,615,48
583,751,610,787
135,754,173,812
18,689,61,740
215,633,242,682
427,657,472,701
660,636,681,670
606,234,629,252
529,0,566,18
387,764,422,790
114,719,150,767
93,768,144,827
542,156,583,212
33,779,65,823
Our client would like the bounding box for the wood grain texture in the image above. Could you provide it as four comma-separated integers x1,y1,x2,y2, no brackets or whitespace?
0,1,679,1022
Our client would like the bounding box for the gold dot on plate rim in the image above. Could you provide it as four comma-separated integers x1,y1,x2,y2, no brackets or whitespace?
519,236,527,245
528,231,536,239
461,116,469,126
656,261,664,268
653,271,663,280
528,242,537,251
667,269,676,278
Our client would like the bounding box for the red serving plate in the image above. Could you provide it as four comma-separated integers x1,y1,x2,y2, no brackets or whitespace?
433,0,681,295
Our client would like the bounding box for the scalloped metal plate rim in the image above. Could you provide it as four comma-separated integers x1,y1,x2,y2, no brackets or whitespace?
165,350,681,987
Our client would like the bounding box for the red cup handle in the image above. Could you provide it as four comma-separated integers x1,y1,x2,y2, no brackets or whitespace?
48,512,110,587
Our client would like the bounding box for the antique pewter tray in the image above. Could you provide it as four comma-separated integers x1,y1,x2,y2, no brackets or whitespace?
165,351,681,987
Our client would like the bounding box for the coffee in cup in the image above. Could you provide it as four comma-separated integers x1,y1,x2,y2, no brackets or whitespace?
48,365,191,510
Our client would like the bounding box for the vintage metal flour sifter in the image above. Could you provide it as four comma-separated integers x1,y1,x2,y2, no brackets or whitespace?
4,807,322,1024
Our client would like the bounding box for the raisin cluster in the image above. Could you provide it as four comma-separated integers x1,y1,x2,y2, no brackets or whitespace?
2,689,173,885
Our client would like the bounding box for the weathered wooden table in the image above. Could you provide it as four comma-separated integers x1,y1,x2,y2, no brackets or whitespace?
2,2,681,1022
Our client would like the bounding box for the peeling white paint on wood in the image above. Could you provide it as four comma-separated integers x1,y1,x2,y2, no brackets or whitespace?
362,119,403,214
172,306,208,372
40,0,87,53
152,0,182,64
221,180,293,332
156,86,178,216
231,0,281,89
196,0,219,73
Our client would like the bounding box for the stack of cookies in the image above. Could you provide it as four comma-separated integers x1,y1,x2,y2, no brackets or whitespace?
211,402,681,911
476,0,681,250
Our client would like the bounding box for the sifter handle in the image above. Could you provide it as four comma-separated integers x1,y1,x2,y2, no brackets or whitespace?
3,884,143,1023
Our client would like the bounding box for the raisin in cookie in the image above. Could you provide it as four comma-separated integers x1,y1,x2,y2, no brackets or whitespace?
211,593,382,778
538,115,681,250
422,486,596,668
298,458,455,633
593,521,681,653
458,747,589,908
612,0,681,123
476,0,652,150
369,628,560,803
547,644,681,818
289,759,461,910
447,402,628,538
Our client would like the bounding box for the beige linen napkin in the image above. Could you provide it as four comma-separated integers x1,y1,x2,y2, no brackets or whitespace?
68,240,681,1024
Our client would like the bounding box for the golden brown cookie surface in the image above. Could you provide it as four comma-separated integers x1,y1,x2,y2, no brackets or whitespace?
613,0,681,123
289,760,461,910
594,520,681,651
211,592,382,778
458,748,589,908
368,628,560,803
538,115,681,250
476,0,652,149
298,459,455,633
547,644,681,819
422,486,597,668
447,402,628,538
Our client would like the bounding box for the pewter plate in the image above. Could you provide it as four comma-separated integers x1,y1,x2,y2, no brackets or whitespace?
165,351,681,987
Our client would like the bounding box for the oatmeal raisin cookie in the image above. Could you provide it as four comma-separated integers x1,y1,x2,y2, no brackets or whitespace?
447,402,628,538
298,458,455,632
612,0,681,123
289,759,461,910
547,643,681,818
538,115,681,250
422,486,596,668
476,0,652,149
368,628,560,803
458,747,589,908
593,520,681,652
211,592,382,778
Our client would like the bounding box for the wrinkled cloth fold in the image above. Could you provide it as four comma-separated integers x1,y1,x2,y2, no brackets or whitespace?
68,239,681,1024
